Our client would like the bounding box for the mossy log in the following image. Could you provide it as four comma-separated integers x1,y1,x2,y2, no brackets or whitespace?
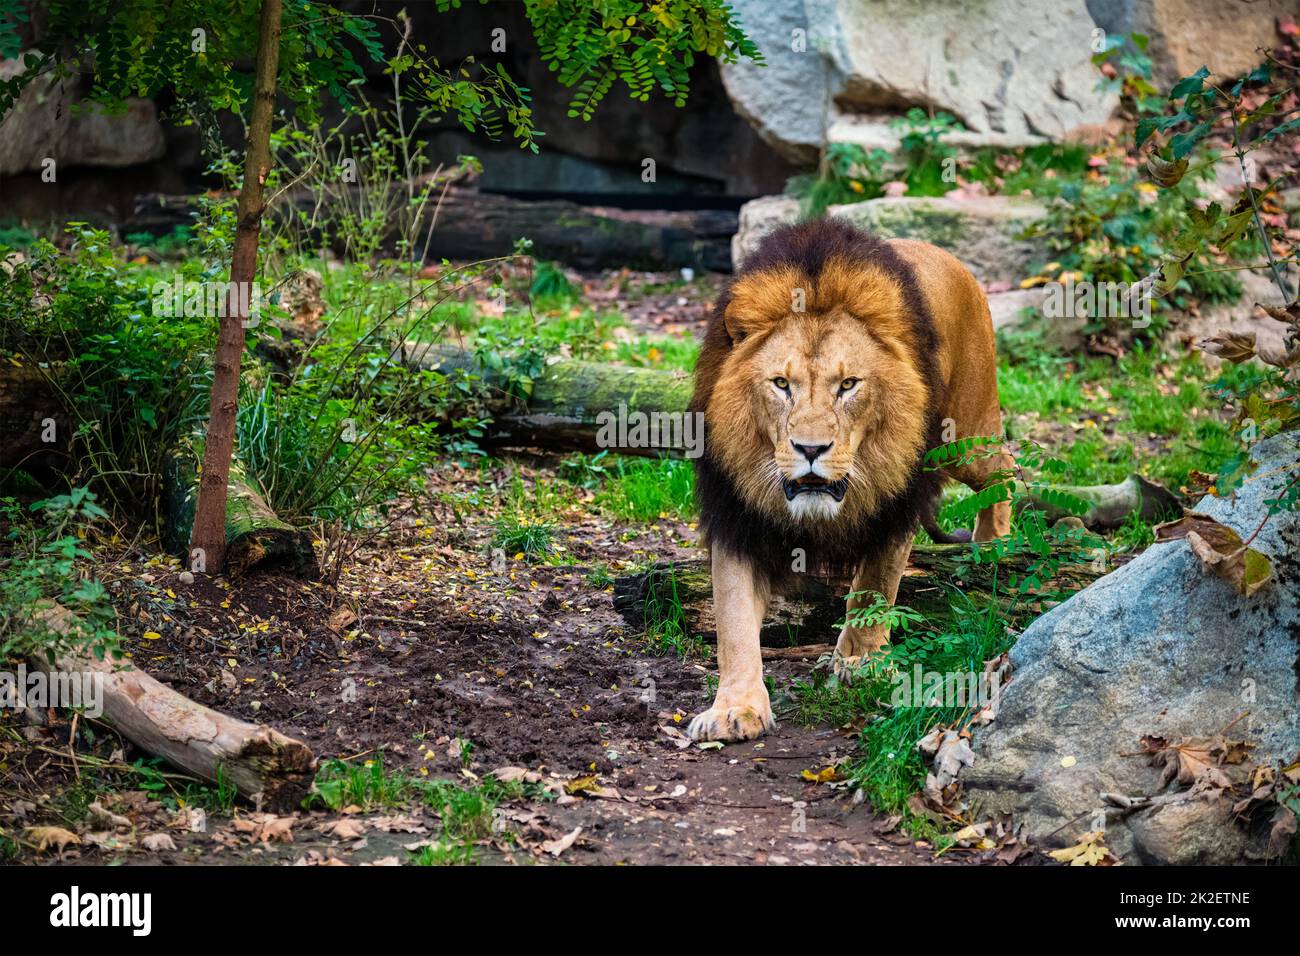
163,447,317,578
613,544,1106,649
404,343,695,458
1014,474,1183,530
30,602,315,810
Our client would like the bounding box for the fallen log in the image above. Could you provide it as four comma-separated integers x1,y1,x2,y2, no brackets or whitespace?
404,346,1185,535
162,446,317,578
1015,474,1183,529
29,602,316,810
404,343,695,458
614,544,1105,648
127,187,737,272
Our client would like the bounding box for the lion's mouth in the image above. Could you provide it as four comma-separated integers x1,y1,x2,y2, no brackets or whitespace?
782,476,849,502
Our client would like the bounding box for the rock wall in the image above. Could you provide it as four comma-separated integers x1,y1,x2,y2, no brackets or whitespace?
0,55,166,176
720,0,1291,162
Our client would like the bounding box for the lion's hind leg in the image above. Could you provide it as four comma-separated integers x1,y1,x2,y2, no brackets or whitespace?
950,442,1014,542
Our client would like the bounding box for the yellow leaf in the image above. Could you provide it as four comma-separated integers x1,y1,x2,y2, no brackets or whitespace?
143,631,162,641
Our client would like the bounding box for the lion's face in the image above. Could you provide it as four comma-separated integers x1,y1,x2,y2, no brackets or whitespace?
703,261,931,526
753,314,886,520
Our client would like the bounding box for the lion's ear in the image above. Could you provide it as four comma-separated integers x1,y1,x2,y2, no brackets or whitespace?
723,308,748,345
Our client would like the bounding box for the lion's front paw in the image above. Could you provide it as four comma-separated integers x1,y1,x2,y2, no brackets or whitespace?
687,696,775,743
832,630,890,683
832,650,865,682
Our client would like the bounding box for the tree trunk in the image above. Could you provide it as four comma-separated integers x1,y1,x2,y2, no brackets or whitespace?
613,546,1105,648
189,0,283,575
164,448,317,578
30,603,315,810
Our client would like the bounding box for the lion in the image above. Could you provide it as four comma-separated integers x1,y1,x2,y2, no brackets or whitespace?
687,217,1013,743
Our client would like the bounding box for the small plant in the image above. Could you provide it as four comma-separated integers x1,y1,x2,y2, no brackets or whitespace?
492,515,555,557
596,456,695,523
0,488,117,664
889,108,963,196
640,564,706,659
840,592,925,634
925,435,1106,594
529,260,576,302
306,756,411,812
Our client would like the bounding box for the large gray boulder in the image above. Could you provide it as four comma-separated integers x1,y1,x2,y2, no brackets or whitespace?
733,194,1047,286
721,0,1118,161
966,432,1300,864
1091,0,1298,89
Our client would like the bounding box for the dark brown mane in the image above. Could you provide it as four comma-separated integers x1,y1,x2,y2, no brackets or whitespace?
690,217,946,589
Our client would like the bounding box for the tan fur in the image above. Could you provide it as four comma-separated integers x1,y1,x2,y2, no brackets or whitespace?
689,239,1011,742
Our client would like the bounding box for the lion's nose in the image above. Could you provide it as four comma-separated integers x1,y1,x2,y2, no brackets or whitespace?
791,440,833,464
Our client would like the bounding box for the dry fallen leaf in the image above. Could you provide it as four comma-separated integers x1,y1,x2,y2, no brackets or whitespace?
1154,514,1273,596
327,606,358,632
1140,733,1251,791
542,825,582,857
232,813,296,844
1268,805,1297,858
800,766,842,784
24,826,81,853
1196,331,1256,364
320,818,367,841
141,833,177,852
1049,830,1117,866
371,814,427,834
88,801,132,831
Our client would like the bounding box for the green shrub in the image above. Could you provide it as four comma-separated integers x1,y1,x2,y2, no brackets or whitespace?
0,226,211,519
0,488,117,664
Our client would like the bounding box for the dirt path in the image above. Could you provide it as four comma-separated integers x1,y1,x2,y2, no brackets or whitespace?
3,460,972,865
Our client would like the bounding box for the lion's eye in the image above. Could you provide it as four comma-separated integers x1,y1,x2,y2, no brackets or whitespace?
839,377,860,393
772,377,790,391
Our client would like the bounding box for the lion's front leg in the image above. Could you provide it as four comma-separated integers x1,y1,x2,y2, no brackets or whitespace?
687,547,774,743
833,536,913,680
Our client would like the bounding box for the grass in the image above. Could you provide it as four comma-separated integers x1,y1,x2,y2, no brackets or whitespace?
306,754,547,865
491,515,555,556
640,564,708,659
997,343,1240,489
785,590,1014,837
596,456,695,523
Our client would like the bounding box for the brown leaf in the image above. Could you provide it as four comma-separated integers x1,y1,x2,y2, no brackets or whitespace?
1267,806,1297,858
141,833,176,852
87,801,132,831
1143,734,1251,790
1196,331,1256,363
370,814,427,834
24,826,81,853
1146,153,1189,187
1153,514,1273,596
327,606,358,633
320,818,366,841
541,825,582,857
